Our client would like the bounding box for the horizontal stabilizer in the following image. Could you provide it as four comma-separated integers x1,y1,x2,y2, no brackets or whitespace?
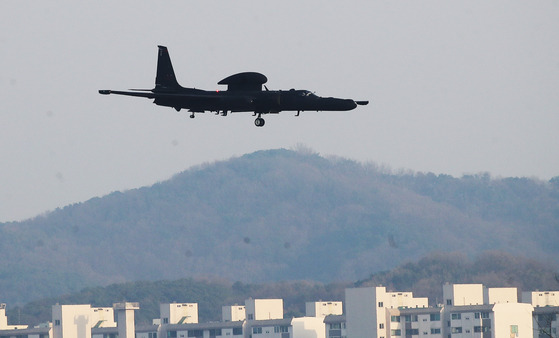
355,101,369,105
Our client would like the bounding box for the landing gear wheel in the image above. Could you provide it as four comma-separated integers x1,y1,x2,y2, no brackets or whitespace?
190,113,195,119
254,117,265,127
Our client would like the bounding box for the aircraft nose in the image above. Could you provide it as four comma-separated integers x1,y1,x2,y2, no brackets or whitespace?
331,98,357,110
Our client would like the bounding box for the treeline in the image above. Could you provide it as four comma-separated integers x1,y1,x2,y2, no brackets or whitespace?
357,250,559,305
7,251,557,326
6,279,347,326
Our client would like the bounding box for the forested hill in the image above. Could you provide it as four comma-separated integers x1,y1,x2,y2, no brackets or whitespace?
1,149,558,305
7,251,559,326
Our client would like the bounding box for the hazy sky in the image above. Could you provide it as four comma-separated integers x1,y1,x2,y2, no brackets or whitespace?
1,1,558,222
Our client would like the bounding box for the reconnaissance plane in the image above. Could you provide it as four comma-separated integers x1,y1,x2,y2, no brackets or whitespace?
99,46,368,127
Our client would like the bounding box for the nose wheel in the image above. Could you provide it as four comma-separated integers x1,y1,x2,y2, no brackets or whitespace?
254,117,265,127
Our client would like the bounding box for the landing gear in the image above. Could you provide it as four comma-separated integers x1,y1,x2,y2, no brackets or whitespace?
190,113,195,118
254,117,265,127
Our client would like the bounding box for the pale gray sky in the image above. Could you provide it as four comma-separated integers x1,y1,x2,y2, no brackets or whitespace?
1,1,558,222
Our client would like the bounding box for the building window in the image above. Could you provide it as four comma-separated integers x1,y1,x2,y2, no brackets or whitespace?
233,327,243,335
430,313,440,321
187,330,203,337
446,300,452,305
451,327,462,334
380,323,385,329
391,315,401,322
510,325,518,337
209,329,222,336
167,332,177,338
247,314,254,320
379,302,384,307
163,317,169,324
451,313,461,320
391,329,402,336
475,326,491,333
431,328,441,334
481,312,489,319
252,327,262,334
55,320,61,326
274,326,289,333
408,329,419,335
330,323,341,330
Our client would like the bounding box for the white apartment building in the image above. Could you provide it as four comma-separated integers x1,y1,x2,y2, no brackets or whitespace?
345,284,539,338
521,290,559,338
51,303,130,338
387,307,443,338
442,284,534,338
52,304,99,338
306,302,343,318
443,284,484,307
160,303,198,324
1,284,556,338
443,303,534,338
1,303,29,331
222,304,246,322
324,315,346,338
522,291,559,308
159,298,327,338
246,298,284,321
483,287,518,304
345,286,429,338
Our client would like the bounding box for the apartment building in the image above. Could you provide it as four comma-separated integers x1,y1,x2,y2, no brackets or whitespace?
345,284,540,338
1,284,556,338
306,302,343,318
521,291,559,338
324,315,346,338
345,286,429,338
1,303,29,331
160,303,198,325
222,305,246,322
159,298,327,338
386,307,443,338
521,292,559,308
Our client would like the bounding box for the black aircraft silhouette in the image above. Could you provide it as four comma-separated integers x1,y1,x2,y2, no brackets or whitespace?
99,46,368,127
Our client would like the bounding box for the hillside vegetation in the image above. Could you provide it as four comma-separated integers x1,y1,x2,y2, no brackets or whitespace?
6,251,558,326
1,149,558,305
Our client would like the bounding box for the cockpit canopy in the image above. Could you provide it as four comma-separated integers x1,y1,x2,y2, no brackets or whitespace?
289,89,317,97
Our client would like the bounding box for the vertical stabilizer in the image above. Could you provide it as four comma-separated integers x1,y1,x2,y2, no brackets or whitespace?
155,45,181,91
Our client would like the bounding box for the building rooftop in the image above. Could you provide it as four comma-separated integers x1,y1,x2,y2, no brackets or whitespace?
165,320,244,331
445,304,494,312
398,307,443,315
323,314,345,323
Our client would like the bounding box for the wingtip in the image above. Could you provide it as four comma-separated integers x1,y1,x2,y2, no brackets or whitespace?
99,90,111,95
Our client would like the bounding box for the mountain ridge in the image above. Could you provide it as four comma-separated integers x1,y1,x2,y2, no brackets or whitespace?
1,149,557,305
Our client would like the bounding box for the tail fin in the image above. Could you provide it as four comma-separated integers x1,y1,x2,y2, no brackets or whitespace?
155,45,181,91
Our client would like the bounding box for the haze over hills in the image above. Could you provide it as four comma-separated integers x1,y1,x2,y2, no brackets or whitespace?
1,149,558,305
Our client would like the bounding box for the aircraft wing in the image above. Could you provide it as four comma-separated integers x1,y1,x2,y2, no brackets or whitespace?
99,90,228,101
99,90,156,98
